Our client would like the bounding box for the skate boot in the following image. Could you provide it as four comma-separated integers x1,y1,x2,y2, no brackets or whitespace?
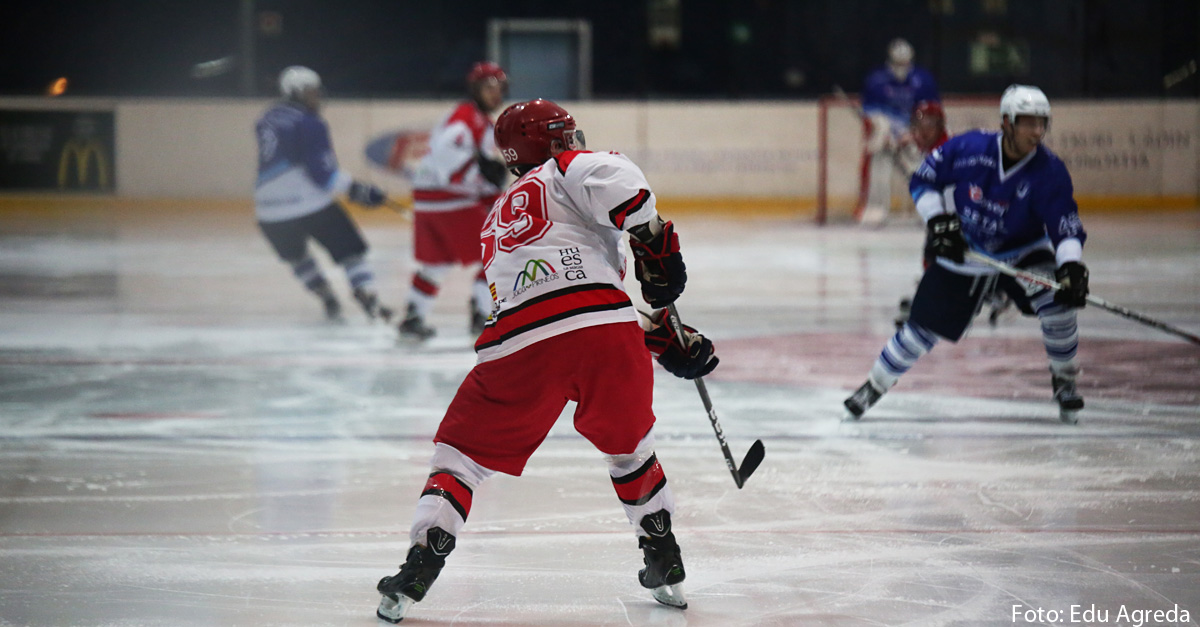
987,292,1013,327
1052,373,1084,424
468,298,488,336
637,510,687,609
313,284,342,321
397,304,436,341
353,287,395,322
376,527,455,623
843,379,885,420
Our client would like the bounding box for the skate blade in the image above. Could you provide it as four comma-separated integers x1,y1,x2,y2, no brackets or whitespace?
1059,409,1080,425
841,405,863,422
651,583,687,609
376,593,416,623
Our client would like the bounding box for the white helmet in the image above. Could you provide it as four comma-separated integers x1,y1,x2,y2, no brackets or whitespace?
279,66,321,99
1000,84,1051,123
888,38,914,66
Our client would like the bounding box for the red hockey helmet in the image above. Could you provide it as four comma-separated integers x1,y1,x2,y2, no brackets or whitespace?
494,99,578,168
467,61,508,88
912,100,945,123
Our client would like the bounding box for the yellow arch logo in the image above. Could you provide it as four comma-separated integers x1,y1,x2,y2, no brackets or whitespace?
58,138,109,189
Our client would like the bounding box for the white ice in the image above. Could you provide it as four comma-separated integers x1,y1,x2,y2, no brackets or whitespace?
1,207,1198,626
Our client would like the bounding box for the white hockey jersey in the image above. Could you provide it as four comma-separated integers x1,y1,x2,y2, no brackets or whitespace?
411,101,502,212
474,150,659,363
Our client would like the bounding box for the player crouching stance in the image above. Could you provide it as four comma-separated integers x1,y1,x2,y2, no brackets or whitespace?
375,99,717,622
844,85,1090,424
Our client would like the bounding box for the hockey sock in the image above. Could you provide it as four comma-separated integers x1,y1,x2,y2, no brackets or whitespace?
339,253,375,292
870,321,939,390
288,255,329,292
408,443,493,545
407,264,449,319
606,430,675,534
1034,296,1079,365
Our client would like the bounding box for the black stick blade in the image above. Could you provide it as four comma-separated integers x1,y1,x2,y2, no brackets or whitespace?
736,440,766,487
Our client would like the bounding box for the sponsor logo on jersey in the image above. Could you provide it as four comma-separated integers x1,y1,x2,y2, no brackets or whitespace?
1017,181,1030,199
1058,213,1084,238
559,247,587,281
512,259,558,295
364,129,431,180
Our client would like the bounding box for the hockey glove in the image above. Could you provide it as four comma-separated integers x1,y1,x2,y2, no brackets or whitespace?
642,309,718,380
1053,261,1089,308
477,155,509,189
349,181,387,208
924,213,966,264
629,220,686,309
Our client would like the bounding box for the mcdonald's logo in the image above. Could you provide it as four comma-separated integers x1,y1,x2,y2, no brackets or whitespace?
58,138,110,189
512,259,556,291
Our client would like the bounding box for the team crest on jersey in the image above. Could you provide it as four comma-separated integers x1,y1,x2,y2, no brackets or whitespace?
969,184,983,202
513,259,559,295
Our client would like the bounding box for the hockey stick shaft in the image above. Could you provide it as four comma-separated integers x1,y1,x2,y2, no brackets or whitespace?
664,304,765,488
965,251,1200,346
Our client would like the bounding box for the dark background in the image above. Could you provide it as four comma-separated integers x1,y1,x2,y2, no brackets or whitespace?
2,0,1197,99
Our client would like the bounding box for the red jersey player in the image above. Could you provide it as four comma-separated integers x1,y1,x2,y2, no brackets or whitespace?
375,99,718,622
399,62,511,340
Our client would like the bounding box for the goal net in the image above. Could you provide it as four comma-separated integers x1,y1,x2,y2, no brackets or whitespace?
816,94,998,224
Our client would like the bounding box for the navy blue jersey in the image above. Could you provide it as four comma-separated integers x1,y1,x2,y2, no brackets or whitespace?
861,65,940,130
254,102,351,222
911,130,1086,260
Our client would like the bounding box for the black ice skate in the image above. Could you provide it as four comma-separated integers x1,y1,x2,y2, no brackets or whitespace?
313,284,342,321
376,527,456,623
843,379,885,420
397,304,436,341
1052,374,1084,424
353,288,395,322
468,298,488,336
637,510,687,609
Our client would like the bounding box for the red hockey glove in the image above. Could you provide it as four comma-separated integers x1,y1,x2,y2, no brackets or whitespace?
629,220,686,309
642,309,718,380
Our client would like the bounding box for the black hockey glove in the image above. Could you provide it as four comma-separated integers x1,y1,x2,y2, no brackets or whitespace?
1054,261,1089,308
924,213,966,264
642,310,718,380
629,220,686,309
477,155,508,188
349,181,387,207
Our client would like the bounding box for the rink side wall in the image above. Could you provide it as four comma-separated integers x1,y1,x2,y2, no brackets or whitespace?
1,97,1197,215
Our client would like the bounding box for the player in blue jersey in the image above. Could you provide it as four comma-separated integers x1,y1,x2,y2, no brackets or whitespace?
844,85,1091,423
254,66,394,322
856,38,941,225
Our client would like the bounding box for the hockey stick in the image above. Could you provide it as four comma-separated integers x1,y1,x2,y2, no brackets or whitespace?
965,251,1200,346
831,84,866,120
384,196,413,219
664,304,765,489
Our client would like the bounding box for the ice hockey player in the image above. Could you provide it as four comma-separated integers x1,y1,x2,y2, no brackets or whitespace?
375,99,718,622
844,85,1090,423
254,66,394,321
856,38,941,225
398,61,511,340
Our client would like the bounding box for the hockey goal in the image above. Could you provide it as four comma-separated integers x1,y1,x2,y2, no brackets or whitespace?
816,94,999,224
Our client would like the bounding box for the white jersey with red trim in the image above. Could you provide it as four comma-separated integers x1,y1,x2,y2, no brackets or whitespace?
474,150,658,363
411,101,502,212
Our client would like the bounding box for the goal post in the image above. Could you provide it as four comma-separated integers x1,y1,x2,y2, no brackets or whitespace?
816,93,999,225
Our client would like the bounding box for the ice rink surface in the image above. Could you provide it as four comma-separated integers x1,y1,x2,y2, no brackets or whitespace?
1,205,1198,626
